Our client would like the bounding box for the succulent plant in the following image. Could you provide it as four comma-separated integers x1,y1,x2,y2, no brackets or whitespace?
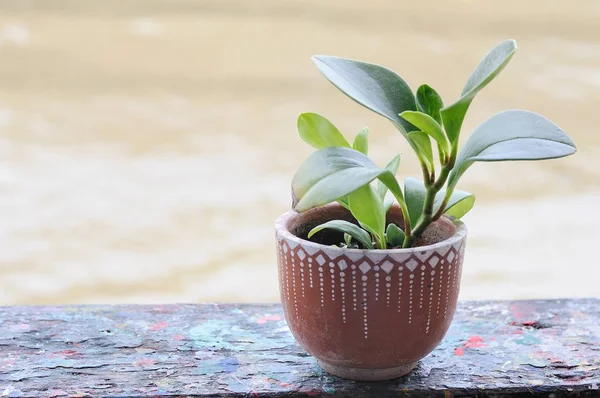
291,40,576,249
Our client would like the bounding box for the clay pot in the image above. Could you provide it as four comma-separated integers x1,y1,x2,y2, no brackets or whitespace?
274,204,467,381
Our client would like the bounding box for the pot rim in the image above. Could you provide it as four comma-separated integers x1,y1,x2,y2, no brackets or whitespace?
275,208,467,254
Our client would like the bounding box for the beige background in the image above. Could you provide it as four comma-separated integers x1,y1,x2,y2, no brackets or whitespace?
0,0,598,304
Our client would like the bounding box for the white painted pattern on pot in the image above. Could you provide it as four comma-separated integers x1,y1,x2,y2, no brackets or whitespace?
363,272,368,338
329,262,336,302
351,264,357,311
419,265,425,309
437,262,444,316
299,258,306,299
397,266,403,313
275,215,467,339
318,261,324,307
284,249,464,335
374,266,380,301
340,268,347,323
385,274,391,307
308,257,314,289
408,273,414,324
444,261,451,319
360,263,371,337
426,269,435,334
292,252,298,318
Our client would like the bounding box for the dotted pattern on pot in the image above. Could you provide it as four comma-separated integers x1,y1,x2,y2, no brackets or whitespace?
276,231,466,339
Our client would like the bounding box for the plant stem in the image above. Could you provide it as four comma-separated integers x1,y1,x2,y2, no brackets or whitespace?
420,160,432,186
376,235,386,250
398,199,412,240
432,187,453,220
402,158,455,248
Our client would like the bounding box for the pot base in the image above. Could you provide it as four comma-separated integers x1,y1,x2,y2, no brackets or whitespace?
316,360,417,381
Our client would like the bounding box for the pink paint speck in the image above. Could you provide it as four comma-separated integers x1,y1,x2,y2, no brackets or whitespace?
149,321,168,331
12,323,31,331
257,314,282,324
133,358,155,367
454,347,464,356
464,335,487,348
173,334,185,341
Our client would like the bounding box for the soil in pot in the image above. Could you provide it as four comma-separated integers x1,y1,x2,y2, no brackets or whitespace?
291,204,456,249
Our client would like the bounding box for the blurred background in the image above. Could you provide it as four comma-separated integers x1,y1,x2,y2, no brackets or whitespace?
0,0,598,305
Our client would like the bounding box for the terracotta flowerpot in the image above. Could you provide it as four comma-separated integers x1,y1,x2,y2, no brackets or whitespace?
274,204,467,381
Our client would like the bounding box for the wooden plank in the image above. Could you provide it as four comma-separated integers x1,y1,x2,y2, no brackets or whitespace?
0,299,599,397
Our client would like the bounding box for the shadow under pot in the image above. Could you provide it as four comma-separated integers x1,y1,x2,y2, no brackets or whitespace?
274,203,467,381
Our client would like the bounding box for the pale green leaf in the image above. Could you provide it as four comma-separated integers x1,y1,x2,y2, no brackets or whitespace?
292,147,406,215
416,84,444,124
448,110,577,188
297,112,350,149
348,185,385,243
386,223,405,248
308,220,374,249
404,178,428,228
405,177,476,221
292,147,409,230
441,40,518,145
443,193,475,219
353,127,369,154
400,111,449,154
291,147,384,212
407,131,434,171
337,197,350,210
376,172,409,227
311,55,417,134
377,154,402,200
344,233,353,246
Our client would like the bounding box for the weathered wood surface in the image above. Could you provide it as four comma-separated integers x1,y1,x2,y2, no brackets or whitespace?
0,299,599,397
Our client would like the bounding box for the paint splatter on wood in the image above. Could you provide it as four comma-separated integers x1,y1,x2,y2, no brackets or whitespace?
0,299,599,397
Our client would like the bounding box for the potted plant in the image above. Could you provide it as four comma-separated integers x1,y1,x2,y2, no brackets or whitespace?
275,40,576,381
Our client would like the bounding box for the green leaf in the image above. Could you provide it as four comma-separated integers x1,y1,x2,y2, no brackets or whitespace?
448,110,577,188
377,172,410,228
404,178,428,228
344,233,353,246
337,197,350,210
377,154,402,200
311,55,417,134
405,177,476,221
400,111,450,154
292,147,386,212
416,84,444,124
353,127,369,154
407,131,434,171
308,220,374,250
348,185,385,246
297,112,350,149
443,192,475,219
386,223,405,248
441,40,518,145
